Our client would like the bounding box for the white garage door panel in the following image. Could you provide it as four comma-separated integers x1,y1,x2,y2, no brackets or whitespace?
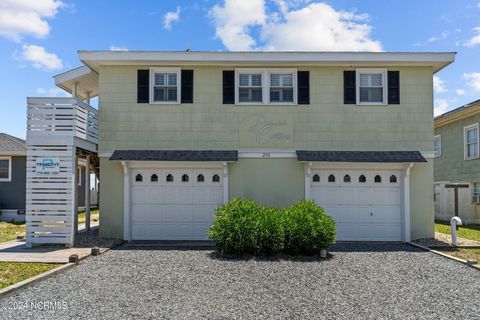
310,169,402,241
131,168,223,240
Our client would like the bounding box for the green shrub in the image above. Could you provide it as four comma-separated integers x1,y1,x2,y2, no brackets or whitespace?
208,199,335,256
282,200,336,255
207,199,284,255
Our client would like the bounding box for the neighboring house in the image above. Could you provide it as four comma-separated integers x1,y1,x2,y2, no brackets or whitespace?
434,99,480,224
0,133,27,222
33,50,455,243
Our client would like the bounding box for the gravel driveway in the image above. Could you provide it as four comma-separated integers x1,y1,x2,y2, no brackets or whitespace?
1,243,479,320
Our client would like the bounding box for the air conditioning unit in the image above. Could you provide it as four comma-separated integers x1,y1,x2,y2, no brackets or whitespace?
473,194,480,204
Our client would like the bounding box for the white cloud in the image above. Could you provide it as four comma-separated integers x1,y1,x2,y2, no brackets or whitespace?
434,99,450,116
456,89,466,96
110,45,128,51
20,44,63,71
210,1,382,51
464,72,480,91
427,31,448,43
464,27,480,47
163,6,181,30
35,87,69,97
433,76,447,93
210,0,266,50
0,0,63,42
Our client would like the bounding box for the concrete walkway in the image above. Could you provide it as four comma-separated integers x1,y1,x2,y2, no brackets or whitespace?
0,228,121,263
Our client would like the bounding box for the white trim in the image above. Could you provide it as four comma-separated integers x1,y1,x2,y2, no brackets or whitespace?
149,67,181,104
121,161,131,241
434,135,442,158
79,51,456,74
304,162,312,200
238,150,297,158
0,151,26,156
308,162,409,170
0,156,12,182
223,162,229,204
356,68,388,105
464,123,479,160
126,161,225,169
403,163,413,242
98,152,113,158
234,68,297,105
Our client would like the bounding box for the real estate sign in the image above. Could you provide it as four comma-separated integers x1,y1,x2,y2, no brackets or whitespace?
35,158,60,176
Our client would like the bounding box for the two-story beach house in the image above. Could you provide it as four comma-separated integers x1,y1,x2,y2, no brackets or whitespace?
26,51,455,245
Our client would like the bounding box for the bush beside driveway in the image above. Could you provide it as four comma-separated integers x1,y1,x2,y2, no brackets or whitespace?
1,243,479,320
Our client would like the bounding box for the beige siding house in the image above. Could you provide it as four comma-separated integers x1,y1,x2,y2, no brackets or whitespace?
434,99,480,224
51,51,454,242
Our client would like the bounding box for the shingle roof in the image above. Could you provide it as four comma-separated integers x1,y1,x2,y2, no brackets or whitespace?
0,133,26,152
110,150,238,161
296,151,427,163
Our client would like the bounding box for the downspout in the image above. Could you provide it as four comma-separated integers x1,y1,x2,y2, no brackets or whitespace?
403,163,414,242
121,161,131,241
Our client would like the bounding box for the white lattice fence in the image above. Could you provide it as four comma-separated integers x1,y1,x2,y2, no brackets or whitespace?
26,145,76,246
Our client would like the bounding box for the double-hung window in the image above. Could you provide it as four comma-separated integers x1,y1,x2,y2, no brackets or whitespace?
235,69,297,105
434,135,441,157
150,68,181,104
356,69,387,105
270,73,294,103
238,73,263,103
0,157,11,182
465,123,479,160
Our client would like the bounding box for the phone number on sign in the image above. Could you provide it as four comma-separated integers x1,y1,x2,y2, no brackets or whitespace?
1,301,68,310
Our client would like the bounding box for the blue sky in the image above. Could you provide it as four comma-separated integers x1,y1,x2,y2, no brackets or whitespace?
1,0,480,138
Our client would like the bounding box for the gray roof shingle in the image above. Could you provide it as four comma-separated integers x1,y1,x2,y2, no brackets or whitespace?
110,150,238,161
0,133,26,152
296,150,427,163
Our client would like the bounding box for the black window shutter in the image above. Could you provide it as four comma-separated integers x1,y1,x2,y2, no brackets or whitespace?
181,70,194,103
223,70,235,104
388,71,400,104
344,71,356,104
137,69,149,103
297,71,310,105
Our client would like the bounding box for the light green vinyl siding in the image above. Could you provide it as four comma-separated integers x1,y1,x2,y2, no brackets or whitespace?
229,158,305,207
434,113,480,182
99,159,124,239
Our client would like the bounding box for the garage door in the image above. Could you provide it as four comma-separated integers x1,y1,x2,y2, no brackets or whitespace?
131,168,223,240
310,170,402,241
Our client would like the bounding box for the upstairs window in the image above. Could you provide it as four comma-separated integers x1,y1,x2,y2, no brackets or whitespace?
238,73,263,103
434,135,441,158
465,123,479,160
270,73,294,103
356,69,387,105
150,68,181,104
235,69,297,105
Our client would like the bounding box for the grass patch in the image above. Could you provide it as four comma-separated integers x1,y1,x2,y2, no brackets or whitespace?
0,221,25,243
78,208,99,225
436,248,480,262
435,220,480,242
0,262,61,289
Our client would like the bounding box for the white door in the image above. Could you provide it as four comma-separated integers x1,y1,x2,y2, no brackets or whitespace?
310,169,402,241
131,168,223,240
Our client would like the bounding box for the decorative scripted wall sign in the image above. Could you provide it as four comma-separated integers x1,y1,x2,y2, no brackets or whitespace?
239,114,293,148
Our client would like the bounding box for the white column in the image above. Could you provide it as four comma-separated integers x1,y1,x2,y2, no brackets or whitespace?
85,155,91,230
403,163,414,242
122,161,131,241
73,152,79,235
85,91,91,105
304,162,312,200
223,162,229,204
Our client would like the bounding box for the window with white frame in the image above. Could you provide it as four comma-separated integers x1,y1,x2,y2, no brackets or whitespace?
434,135,441,157
238,73,263,103
465,123,479,160
150,68,181,103
270,73,294,103
0,157,11,181
235,69,297,104
356,69,387,104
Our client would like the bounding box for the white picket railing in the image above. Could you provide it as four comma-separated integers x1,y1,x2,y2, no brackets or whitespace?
27,97,99,145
